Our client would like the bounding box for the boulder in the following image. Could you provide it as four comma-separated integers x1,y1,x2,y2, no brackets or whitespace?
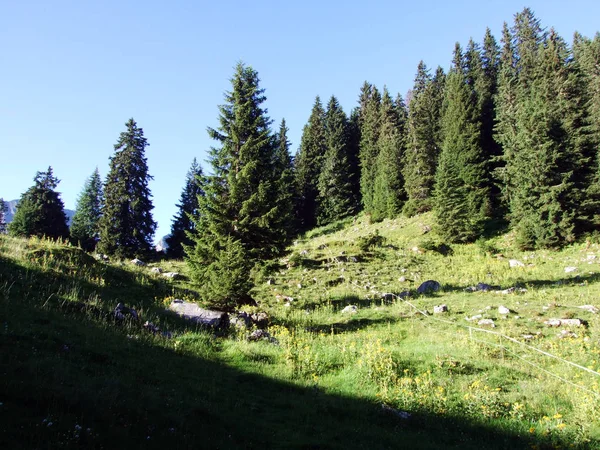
163,272,180,279
477,318,495,327
250,312,270,328
131,258,145,266
150,267,162,274
509,259,524,268
498,305,510,315
114,303,138,321
229,311,252,329
341,305,358,314
433,304,448,314
169,300,229,328
544,318,584,327
578,305,599,314
564,266,577,273
417,280,441,294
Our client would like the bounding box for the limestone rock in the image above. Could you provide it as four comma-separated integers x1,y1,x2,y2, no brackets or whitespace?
477,318,495,327
131,258,145,266
433,304,448,314
341,305,358,314
150,267,162,274
498,305,510,315
544,318,584,327
509,259,524,268
169,301,229,328
163,272,180,279
564,266,577,273
578,305,599,314
114,303,138,321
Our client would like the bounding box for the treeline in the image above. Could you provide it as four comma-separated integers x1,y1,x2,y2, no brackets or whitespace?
3,8,599,308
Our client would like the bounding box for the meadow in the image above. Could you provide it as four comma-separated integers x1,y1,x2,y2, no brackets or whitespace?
1,213,599,449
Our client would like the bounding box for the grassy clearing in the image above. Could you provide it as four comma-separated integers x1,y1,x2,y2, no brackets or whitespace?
1,214,600,449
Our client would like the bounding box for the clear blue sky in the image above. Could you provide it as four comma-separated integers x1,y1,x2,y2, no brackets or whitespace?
1,0,599,242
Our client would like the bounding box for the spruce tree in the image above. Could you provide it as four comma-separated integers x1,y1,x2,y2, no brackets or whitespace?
403,62,443,216
317,96,356,225
434,44,488,242
97,119,156,259
273,119,297,237
165,158,204,259
9,167,70,240
186,63,288,308
295,97,327,230
358,85,382,214
0,198,8,234
371,89,407,221
70,168,103,252
346,108,363,208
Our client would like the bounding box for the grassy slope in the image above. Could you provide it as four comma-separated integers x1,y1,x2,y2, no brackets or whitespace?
1,214,599,449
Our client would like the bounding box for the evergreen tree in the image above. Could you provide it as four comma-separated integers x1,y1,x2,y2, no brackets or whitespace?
317,96,356,224
9,167,69,240
346,108,363,208
371,89,407,221
295,97,327,230
186,63,289,308
434,44,488,242
403,62,444,216
70,168,103,252
97,119,156,259
0,198,8,234
273,119,297,236
165,158,204,259
358,85,382,214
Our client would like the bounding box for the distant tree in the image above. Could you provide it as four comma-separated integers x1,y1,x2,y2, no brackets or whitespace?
358,84,382,214
165,158,204,259
0,198,7,234
186,63,289,308
371,89,407,221
295,97,327,230
403,62,445,216
317,96,357,225
97,119,157,259
273,119,298,236
9,167,70,240
434,43,488,242
70,168,103,252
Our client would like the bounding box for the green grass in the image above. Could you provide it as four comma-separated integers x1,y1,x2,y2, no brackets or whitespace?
1,215,600,449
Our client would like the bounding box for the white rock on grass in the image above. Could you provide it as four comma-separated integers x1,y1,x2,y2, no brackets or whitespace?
564,266,577,273
162,272,180,279
131,258,145,266
498,305,510,315
433,304,448,314
477,319,495,327
509,259,524,268
341,305,358,314
150,267,162,274
578,305,599,314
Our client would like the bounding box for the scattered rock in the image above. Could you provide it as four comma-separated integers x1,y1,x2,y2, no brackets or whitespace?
465,286,477,293
381,293,395,302
95,254,109,262
341,305,358,314
417,280,441,294
169,301,229,328
477,318,495,327
565,266,577,273
411,246,423,254
586,254,596,261
248,329,272,342
498,305,510,315
398,276,407,283
476,283,495,292
422,225,432,234
558,329,577,339
131,258,145,266
163,272,180,279
465,314,482,322
300,250,309,256
381,404,411,419
229,312,252,329
522,334,534,341
143,321,160,334
433,304,448,314
544,318,584,327
150,267,162,274
578,305,599,314
114,303,138,321
509,259,524,268
250,312,270,328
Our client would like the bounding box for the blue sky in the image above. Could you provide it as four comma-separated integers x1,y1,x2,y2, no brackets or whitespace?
1,0,599,242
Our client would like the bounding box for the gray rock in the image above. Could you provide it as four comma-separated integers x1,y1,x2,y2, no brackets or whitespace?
250,312,270,328
131,258,145,266
544,318,584,327
433,304,448,314
341,305,358,314
169,301,229,328
578,305,599,314
150,267,162,274
498,305,510,315
477,318,495,327
163,272,180,279
466,314,482,322
114,303,138,321
417,280,441,294
476,283,494,292
558,329,577,339
95,253,109,262
398,276,407,283
509,259,524,268
565,266,577,273
229,311,252,329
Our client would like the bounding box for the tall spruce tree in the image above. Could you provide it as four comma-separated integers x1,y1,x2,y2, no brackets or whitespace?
9,167,70,240
317,96,356,225
371,89,407,221
434,43,488,242
403,62,444,216
358,85,382,214
273,119,297,236
70,168,103,251
165,158,204,259
295,97,327,230
97,119,156,258
186,63,289,308
0,198,8,234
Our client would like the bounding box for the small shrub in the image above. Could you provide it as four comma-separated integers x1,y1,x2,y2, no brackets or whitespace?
476,238,500,256
419,238,453,256
357,231,386,252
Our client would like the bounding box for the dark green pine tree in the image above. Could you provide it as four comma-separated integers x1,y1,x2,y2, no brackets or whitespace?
317,96,357,225
358,84,382,215
186,63,289,308
273,118,297,236
295,96,327,230
371,89,407,222
97,119,157,259
70,168,103,251
9,167,70,240
346,108,363,208
165,158,204,259
434,43,488,243
403,61,442,216
0,198,8,234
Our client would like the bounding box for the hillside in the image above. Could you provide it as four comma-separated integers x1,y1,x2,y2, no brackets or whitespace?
1,214,599,449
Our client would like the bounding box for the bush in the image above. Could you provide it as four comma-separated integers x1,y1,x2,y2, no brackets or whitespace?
419,238,453,256
357,230,386,252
